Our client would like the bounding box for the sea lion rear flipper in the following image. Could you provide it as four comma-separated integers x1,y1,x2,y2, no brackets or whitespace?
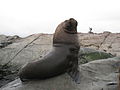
67,65,81,84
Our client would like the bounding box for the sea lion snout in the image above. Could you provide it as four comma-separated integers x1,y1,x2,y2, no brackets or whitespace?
64,18,78,34
69,18,78,26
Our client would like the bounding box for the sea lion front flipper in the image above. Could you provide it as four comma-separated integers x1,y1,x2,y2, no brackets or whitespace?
67,65,81,84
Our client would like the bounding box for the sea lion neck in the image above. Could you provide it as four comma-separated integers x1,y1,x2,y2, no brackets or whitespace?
64,29,77,34
53,30,79,47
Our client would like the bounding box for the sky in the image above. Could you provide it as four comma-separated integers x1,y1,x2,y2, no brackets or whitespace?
0,0,120,37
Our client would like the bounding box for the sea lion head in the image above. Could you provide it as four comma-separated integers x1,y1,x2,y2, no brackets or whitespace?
53,18,79,46
63,18,78,34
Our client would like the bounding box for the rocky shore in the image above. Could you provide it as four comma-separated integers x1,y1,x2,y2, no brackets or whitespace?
0,32,120,90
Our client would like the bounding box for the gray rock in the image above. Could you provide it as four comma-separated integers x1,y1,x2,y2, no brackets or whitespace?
0,33,118,67
0,33,119,89
0,34,115,87
1,57,119,90
78,33,120,56
79,47,114,64
0,35,21,49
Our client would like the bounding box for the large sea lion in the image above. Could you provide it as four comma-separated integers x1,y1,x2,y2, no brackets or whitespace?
18,18,80,83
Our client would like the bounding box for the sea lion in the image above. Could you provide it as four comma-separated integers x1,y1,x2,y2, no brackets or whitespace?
18,18,80,83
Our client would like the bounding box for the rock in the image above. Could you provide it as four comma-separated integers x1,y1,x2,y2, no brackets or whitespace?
0,34,115,87
0,34,52,65
0,47,113,87
79,47,114,64
1,57,119,90
0,35,21,48
0,32,120,56
0,33,119,88
0,34,52,87
0,33,119,65
0,41,12,48
78,33,120,56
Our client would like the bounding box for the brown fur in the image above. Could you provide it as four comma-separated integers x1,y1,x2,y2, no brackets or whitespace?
19,18,80,83
53,18,79,48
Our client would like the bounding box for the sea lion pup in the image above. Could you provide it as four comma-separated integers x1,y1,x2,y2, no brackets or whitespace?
18,18,80,83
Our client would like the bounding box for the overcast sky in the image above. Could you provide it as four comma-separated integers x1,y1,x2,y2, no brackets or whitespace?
0,0,120,37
